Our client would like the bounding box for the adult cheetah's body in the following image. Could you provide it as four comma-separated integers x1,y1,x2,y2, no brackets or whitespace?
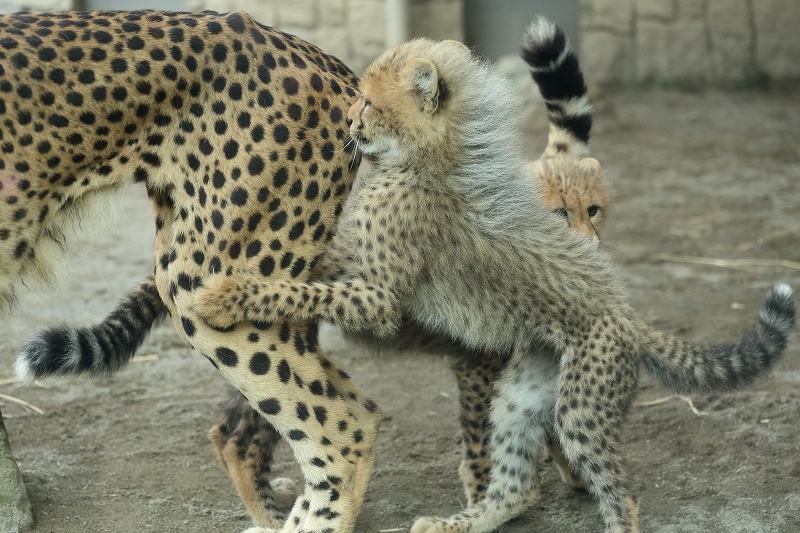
2,10,382,533
13,16,603,526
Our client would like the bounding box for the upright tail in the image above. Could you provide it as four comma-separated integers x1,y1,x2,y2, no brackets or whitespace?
521,17,592,159
15,276,167,382
642,284,795,394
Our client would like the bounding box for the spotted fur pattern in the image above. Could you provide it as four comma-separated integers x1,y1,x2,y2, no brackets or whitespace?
15,15,606,517
5,10,384,533
193,34,795,533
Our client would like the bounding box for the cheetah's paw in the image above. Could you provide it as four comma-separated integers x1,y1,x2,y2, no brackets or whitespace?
194,274,246,328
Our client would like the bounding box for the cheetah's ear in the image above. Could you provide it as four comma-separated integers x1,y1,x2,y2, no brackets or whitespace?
578,157,602,174
402,57,440,113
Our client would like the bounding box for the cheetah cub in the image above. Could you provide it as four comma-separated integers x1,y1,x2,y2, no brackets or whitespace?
194,28,795,533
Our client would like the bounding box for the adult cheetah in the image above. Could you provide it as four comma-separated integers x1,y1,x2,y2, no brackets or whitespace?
15,16,604,520
2,9,382,533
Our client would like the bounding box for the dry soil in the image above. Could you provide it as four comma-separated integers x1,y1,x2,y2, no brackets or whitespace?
1,86,799,533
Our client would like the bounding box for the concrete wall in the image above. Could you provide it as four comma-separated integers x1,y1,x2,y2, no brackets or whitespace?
580,0,800,84
185,0,463,75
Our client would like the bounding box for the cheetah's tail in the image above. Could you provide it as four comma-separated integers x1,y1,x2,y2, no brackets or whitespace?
641,283,795,394
521,16,591,159
15,276,167,382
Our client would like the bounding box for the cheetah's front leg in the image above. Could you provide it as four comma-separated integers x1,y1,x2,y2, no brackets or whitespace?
194,274,402,336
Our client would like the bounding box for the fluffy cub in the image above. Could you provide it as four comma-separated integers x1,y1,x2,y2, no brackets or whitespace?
194,34,794,533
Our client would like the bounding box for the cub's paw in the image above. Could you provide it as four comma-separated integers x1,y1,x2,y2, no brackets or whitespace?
411,517,453,533
193,275,246,328
271,477,298,509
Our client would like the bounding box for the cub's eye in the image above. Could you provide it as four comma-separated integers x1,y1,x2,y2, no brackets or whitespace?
587,205,599,217
554,208,568,219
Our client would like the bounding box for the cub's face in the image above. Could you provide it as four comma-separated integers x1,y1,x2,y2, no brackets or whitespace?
346,79,406,161
347,40,469,166
530,157,610,241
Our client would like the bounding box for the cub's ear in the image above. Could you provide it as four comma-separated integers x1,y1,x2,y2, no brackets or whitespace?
401,57,440,113
441,39,469,52
578,157,602,174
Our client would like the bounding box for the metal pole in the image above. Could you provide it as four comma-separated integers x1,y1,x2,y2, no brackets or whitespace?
385,0,410,47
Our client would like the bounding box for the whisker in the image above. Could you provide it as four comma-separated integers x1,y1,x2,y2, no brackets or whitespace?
341,136,354,153
350,138,360,167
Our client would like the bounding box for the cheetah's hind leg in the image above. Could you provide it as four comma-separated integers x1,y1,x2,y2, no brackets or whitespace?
209,391,298,530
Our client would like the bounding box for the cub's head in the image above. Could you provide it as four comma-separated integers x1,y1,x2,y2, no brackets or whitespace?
347,39,520,171
529,157,610,241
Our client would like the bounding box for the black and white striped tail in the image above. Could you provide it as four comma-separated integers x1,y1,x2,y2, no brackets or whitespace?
521,17,592,158
643,284,795,393
15,276,167,381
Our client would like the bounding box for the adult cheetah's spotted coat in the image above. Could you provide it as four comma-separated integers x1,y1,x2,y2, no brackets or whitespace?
12,17,603,529
2,9,383,533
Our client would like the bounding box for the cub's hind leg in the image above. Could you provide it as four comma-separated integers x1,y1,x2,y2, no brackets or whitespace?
450,353,504,506
209,391,298,530
556,320,640,533
412,350,558,533
545,433,587,490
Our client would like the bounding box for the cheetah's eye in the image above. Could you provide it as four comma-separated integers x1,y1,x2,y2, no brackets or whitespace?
554,208,568,219
587,205,599,217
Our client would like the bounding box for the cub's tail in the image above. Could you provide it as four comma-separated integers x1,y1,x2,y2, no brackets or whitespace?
642,284,795,393
521,17,592,159
15,276,167,382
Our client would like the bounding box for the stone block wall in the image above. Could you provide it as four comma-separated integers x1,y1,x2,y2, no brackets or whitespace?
0,0,70,13
185,0,463,74
580,0,800,84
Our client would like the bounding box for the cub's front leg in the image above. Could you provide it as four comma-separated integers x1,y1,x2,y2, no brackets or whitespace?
195,274,403,337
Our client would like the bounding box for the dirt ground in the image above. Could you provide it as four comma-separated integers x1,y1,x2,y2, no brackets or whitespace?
1,86,799,533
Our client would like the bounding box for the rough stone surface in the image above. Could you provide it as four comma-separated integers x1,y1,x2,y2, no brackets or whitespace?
581,30,633,84
581,0,633,34
0,410,32,533
0,0,69,13
581,0,800,83
707,0,753,81
409,0,463,41
278,0,315,29
321,0,346,26
753,0,800,79
665,19,712,81
634,20,672,82
346,0,386,73
636,0,676,21
676,0,704,20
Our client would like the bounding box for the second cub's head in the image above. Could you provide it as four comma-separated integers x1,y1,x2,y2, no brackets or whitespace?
347,39,518,170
